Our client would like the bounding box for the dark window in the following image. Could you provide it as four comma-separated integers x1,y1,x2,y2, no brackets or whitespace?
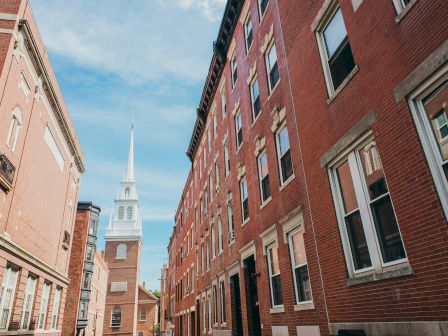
259,0,269,17
245,16,253,51
266,43,280,91
231,54,238,87
251,79,261,120
277,126,293,183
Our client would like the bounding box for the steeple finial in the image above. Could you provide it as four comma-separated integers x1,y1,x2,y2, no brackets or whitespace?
124,123,135,182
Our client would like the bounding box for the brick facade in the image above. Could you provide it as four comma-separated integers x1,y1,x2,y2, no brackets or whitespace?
137,285,159,336
0,0,84,335
161,0,448,335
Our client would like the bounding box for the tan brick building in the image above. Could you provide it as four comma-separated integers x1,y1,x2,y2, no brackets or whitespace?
63,202,101,336
103,126,143,335
137,284,159,336
0,0,84,334
86,250,109,336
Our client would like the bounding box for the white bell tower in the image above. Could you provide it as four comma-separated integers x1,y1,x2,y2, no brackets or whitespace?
105,124,142,241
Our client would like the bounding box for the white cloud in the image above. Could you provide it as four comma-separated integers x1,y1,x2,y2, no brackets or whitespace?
30,0,224,84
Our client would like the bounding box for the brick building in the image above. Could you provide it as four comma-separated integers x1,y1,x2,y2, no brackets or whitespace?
137,284,159,336
86,250,109,336
103,126,143,335
63,202,101,336
0,0,84,334
161,0,448,336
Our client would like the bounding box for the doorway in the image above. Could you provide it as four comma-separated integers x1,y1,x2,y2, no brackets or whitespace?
244,256,261,336
230,273,243,336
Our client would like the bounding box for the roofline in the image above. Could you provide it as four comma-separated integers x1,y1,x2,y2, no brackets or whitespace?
186,0,244,162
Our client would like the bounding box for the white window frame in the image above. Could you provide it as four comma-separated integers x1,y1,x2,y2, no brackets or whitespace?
50,287,61,330
265,41,280,93
288,230,313,305
6,107,22,152
408,65,448,220
215,162,220,191
209,174,214,203
392,0,412,14
328,133,408,277
250,77,261,121
206,237,210,271
20,275,37,330
219,281,226,324
213,113,218,139
218,218,223,253
258,151,271,204
235,111,243,149
0,267,19,330
224,145,231,177
244,14,253,53
258,0,269,19
116,244,127,260
231,52,238,88
266,243,282,308
207,293,212,331
37,282,51,330
221,87,227,119
140,308,147,321
213,285,218,325
240,177,249,222
276,123,294,185
227,204,235,243
211,224,216,259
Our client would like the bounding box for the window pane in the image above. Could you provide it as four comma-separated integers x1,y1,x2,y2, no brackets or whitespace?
371,195,406,263
245,17,253,49
278,127,289,155
422,80,448,161
328,38,355,90
345,211,372,270
291,232,306,266
295,265,312,302
269,246,280,274
259,0,269,16
280,149,293,182
271,274,282,306
358,141,387,200
323,8,347,58
336,160,358,214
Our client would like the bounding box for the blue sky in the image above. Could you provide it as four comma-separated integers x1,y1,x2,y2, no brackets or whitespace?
31,0,226,291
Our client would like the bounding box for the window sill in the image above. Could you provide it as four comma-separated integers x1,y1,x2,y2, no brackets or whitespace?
395,0,418,23
241,217,251,227
326,65,359,105
347,264,413,287
279,174,295,192
260,197,272,210
294,301,315,311
268,79,281,100
221,323,227,328
270,305,285,314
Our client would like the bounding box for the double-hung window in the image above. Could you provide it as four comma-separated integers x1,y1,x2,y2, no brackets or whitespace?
317,5,355,95
240,177,249,222
215,162,220,190
409,74,448,217
0,266,19,330
38,282,51,330
209,174,214,202
213,113,218,139
329,136,406,275
201,243,205,275
266,43,280,93
235,112,243,149
231,53,238,88
250,78,261,121
50,287,61,330
258,152,271,203
244,16,253,52
258,0,269,18
276,124,293,184
288,232,312,304
111,307,121,327
218,218,223,253
206,237,210,270
266,244,282,307
213,285,218,324
211,224,216,258
20,275,37,330
221,88,227,119
219,281,226,323
392,0,412,14
224,145,231,176
227,204,235,242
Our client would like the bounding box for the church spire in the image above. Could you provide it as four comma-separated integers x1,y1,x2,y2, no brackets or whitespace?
124,123,135,182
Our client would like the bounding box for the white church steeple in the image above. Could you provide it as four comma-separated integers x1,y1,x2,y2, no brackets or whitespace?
105,124,142,241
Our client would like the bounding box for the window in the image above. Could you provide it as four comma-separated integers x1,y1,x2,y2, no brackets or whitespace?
235,112,243,148
6,107,22,152
392,0,412,14
330,137,406,274
218,218,223,253
206,237,210,270
139,332,144,336
118,206,124,220
215,162,220,190
204,146,207,166
201,243,205,275
191,266,195,292
288,232,312,304
208,294,212,331
244,15,253,52
224,145,231,177
44,126,64,170
266,244,282,307
276,124,293,184
88,219,97,236
211,224,216,258
140,309,147,320
250,78,261,121
240,177,249,222
258,0,269,18
86,245,94,262
219,281,226,323
213,285,218,324
231,53,238,88
209,174,214,202
227,204,235,242
78,301,88,319
125,187,130,198
0,267,19,330
318,6,355,94
126,206,133,220
266,43,280,92
204,188,208,214
50,287,61,330
111,307,121,327
20,275,37,330
258,152,271,203
221,88,227,119
213,113,218,139
82,272,92,290
116,244,127,260
38,282,51,330
208,128,212,152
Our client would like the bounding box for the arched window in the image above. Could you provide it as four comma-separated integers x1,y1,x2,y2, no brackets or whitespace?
116,244,127,259
117,206,124,220
127,206,133,220
125,187,130,198
6,107,22,152
111,307,121,327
